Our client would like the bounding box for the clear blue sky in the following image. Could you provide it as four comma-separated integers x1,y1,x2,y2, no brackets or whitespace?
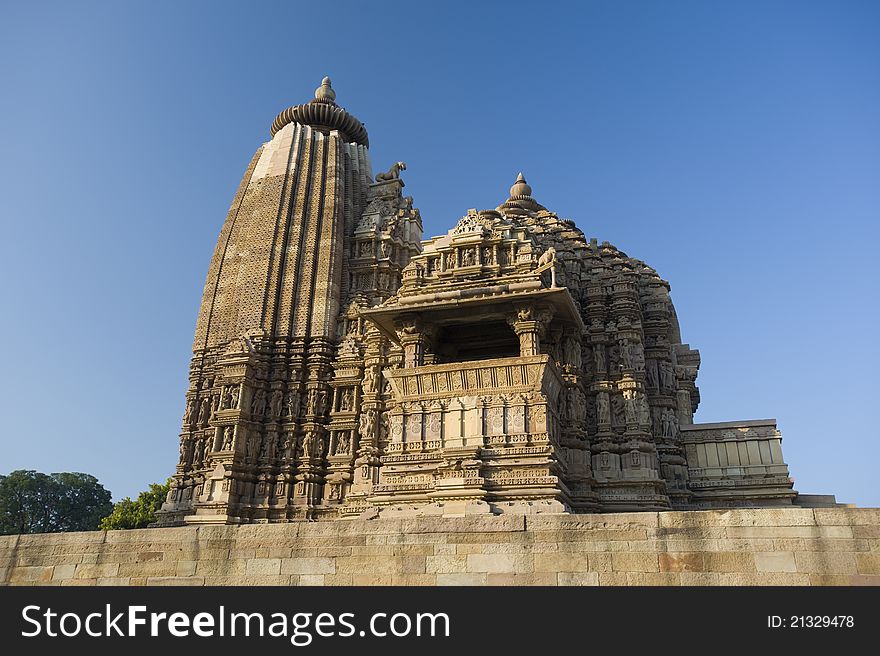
1,1,877,506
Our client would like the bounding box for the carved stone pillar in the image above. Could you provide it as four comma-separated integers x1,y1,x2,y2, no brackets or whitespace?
508,305,552,357
394,314,430,368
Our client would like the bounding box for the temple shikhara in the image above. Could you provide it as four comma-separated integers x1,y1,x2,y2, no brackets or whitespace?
158,78,798,525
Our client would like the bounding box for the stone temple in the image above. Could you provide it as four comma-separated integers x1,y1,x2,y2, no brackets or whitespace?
158,78,798,526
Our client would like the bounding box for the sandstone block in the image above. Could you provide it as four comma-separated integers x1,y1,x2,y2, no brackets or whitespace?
557,572,599,586
855,553,880,575
466,554,520,574
436,573,487,585
75,563,119,579
754,552,797,573
487,573,555,585
611,552,659,573
426,555,468,574
702,552,755,573
794,551,858,575
534,553,591,573
10,566,54,583
245,558,282,576
279,558,336,575
51,564,77,580
659,553,704,573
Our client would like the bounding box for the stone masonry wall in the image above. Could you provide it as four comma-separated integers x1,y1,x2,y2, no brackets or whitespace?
2,508,878,586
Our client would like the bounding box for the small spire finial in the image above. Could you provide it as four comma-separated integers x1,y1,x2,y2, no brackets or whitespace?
314,76,336,104
509,172,532,199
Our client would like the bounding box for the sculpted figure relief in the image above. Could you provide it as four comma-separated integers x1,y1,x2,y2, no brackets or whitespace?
335,431,351,455
375,161,406,182
537,246,556,268
284,389,300,418
659,361,675,390
593,345,606,373
597,394,611,425
611,394,625,426
185,399,196,425
269,389,283,419
339,388,353,412
619,339,633,370
251,388,267,418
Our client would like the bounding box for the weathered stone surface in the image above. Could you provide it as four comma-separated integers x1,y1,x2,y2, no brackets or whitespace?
1,508,877,586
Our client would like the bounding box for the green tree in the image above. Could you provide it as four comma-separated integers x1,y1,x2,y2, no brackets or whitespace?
99,480,171,530
0,470,113,535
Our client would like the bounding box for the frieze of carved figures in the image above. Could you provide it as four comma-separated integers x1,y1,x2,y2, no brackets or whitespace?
197,397,211,426
608,343,621,373
339,388,353,412
660,407,680,439
339,335,359,357
593,345,606,373
596,393,611,425
637,394,651,426
363,366,379,394
194,438,206,465
630,451,641,468
184,399,196,425
567,389,586,422
563,336,582,370
380,241,391,259
306,389,318,415
251,388,267,418
619,339,633,370
284,389,300,418
269,389,283,419
611,394,625,426
378,272,390,290
359,409,377,442
300,431,324,459
623,391,638,424
220,426,234,450
178,439,189,465
482,247,494,265
260,435,275,460
659,361,675,390
335,431,351,455
282,431,296,458
379,412,390,441
443,251,455,269
220,384,238,409
632,345,645,372
646,359,659,390
676,365,697,383
461,248,475,266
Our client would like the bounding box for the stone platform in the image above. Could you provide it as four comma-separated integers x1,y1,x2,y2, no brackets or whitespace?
2,508,878,586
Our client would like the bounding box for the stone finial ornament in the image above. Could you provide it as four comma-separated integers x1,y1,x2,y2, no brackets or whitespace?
313,76,336,104
510,172,532,199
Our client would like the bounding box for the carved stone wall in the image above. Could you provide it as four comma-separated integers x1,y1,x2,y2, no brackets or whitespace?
5,509,879,586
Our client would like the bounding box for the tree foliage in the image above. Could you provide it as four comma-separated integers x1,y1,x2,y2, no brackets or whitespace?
0,470,113,535
99,480,171,531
